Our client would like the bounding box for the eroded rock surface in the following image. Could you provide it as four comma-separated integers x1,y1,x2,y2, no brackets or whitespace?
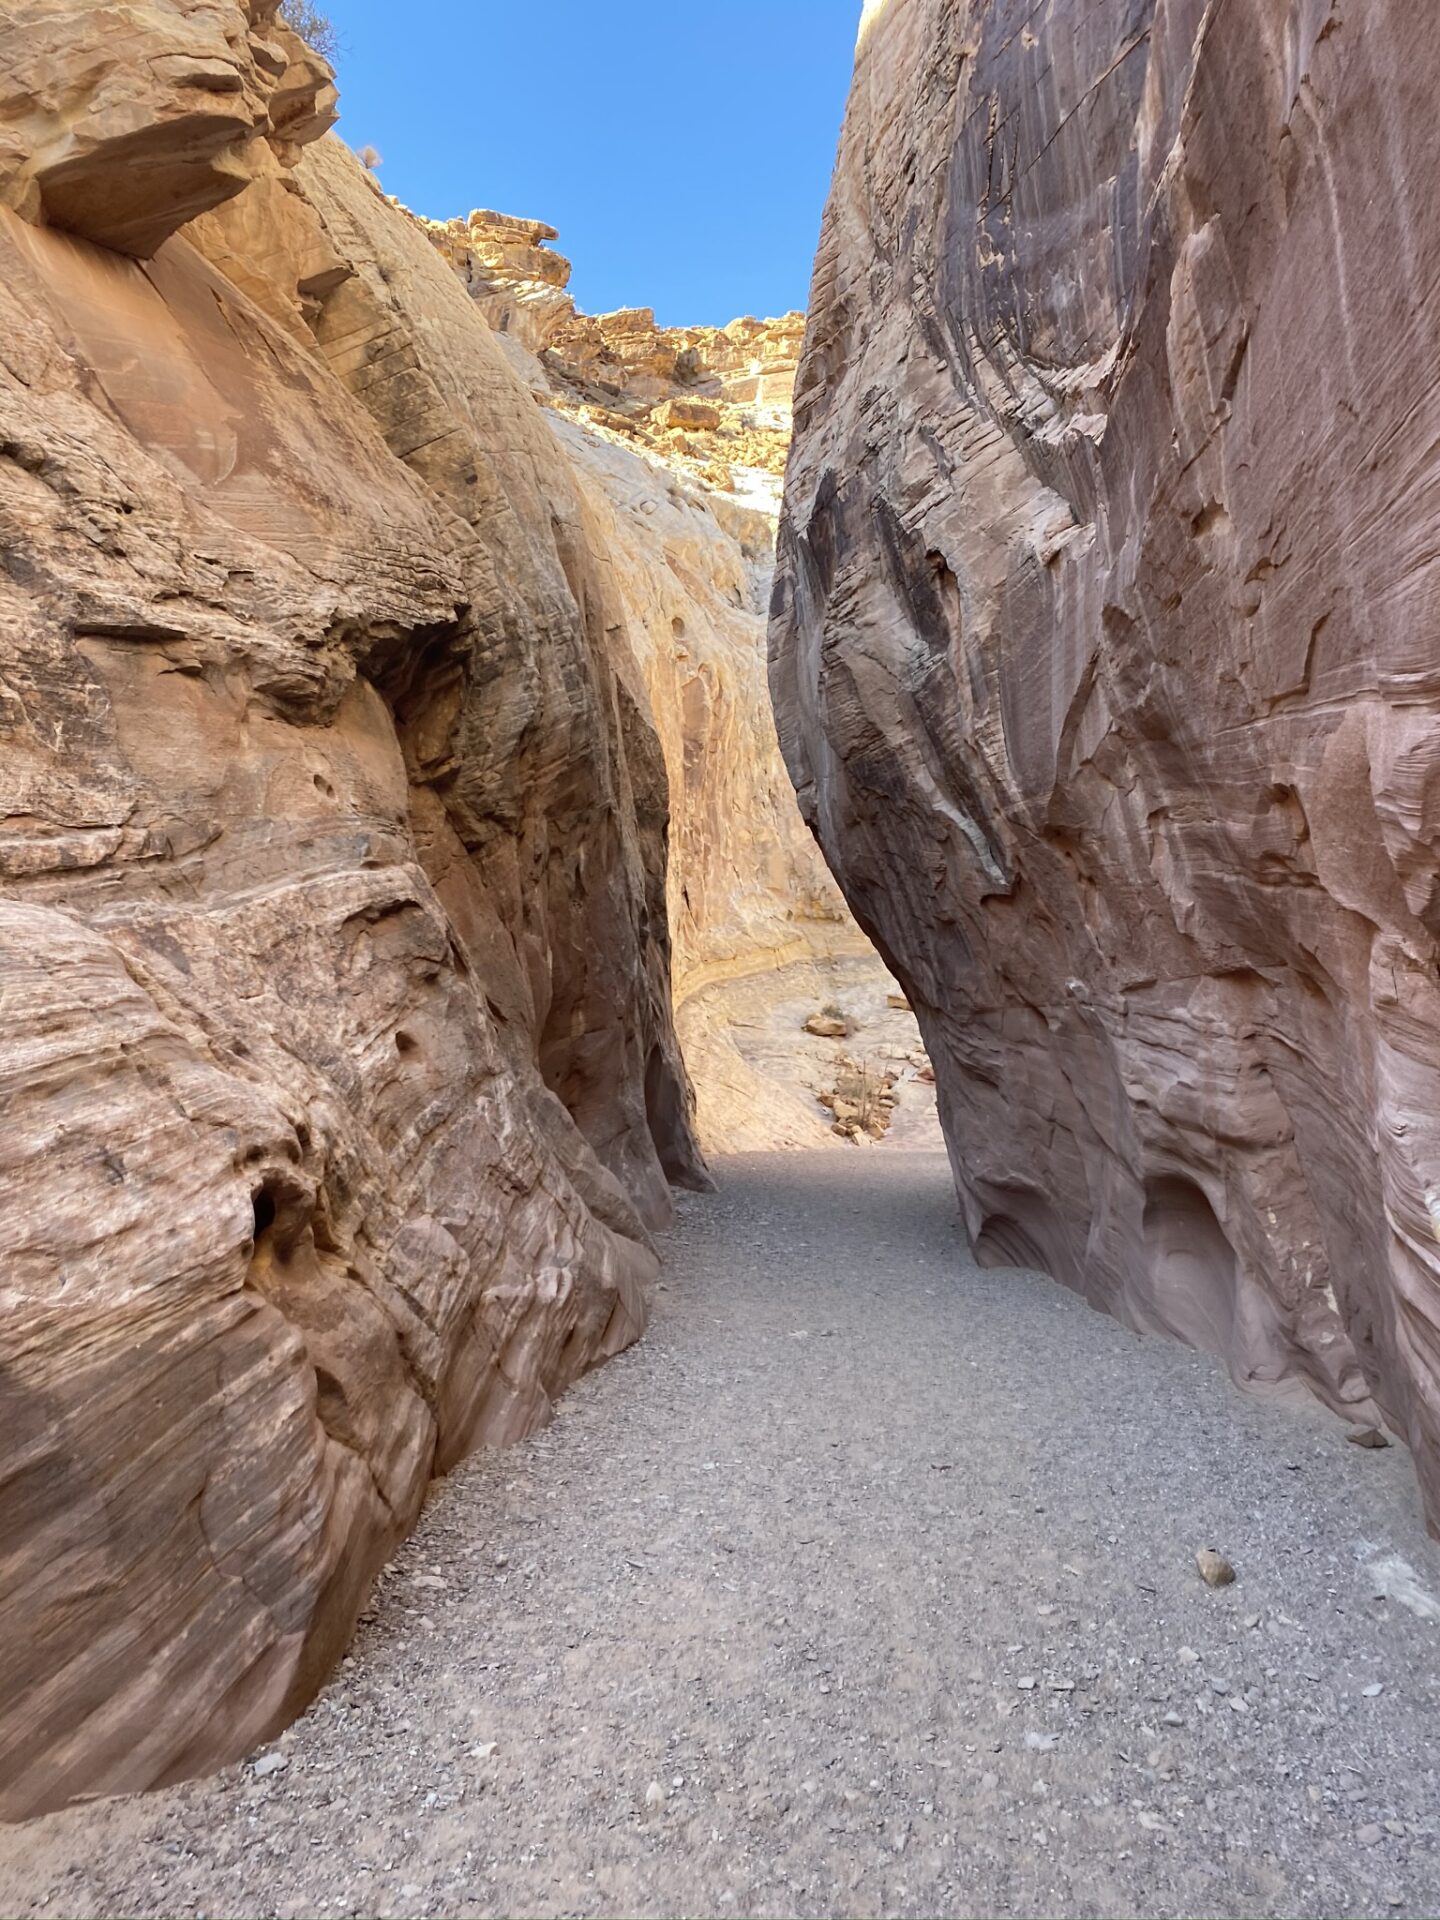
0,0,710,1818
772,0,1440,1523
421,207,802,484
422,207,866,1147
0,1,336,254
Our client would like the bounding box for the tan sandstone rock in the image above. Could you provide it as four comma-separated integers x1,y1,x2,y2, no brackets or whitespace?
650,398,723,434
772,0,1440,1526
416,206,802,482
420,201,869,1154
0,1,337,255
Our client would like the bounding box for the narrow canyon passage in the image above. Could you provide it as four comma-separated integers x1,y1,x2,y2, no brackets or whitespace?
3,1154,1437,1920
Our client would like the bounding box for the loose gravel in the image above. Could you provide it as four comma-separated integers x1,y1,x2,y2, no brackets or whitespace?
2,1152,1438,1919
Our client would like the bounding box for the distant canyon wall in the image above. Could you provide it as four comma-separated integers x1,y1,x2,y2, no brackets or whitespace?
772,0,1440,1525
421,209,863,1144
0,0,829,1818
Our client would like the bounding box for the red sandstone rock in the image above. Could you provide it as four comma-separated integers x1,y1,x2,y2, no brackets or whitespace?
772,0,1440,1526
0,0,708,1818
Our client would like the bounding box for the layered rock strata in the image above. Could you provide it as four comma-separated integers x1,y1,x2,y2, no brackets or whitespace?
421,207,803,482
0,0,707,1817
772,0,1440,1524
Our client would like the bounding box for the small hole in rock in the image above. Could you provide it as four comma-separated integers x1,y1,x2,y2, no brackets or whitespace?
394,1030,418,1055
252,1188,277,1241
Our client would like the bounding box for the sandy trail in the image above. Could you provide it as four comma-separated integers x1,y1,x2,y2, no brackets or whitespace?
1,1153,1437,1919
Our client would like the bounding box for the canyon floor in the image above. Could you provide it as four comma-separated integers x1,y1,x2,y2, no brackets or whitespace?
2,1154,1439,1920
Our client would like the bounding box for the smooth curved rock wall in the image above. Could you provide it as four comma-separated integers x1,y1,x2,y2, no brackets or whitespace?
771,0,1440,1525
0,0,702,1816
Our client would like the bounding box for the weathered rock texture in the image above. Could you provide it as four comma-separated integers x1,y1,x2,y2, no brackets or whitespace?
772,0,1440,1523
0,0,718,1819
423,210,862,1148
422,207,803,482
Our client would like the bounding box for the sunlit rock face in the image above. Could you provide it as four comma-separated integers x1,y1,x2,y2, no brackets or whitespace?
0,1,337,255
0,0,706,1818
771,0,1440,1523
423,208,865,1152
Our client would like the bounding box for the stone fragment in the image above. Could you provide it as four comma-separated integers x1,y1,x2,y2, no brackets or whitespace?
1346,1428,1391,1450
651,398,723,433
1196,1551,1237,1589
805,1013,850,1038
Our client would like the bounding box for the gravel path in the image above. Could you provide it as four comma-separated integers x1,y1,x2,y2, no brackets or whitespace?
3,1152,1439,1920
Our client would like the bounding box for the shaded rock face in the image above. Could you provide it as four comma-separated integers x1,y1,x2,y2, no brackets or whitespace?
0,0,705,1817
772,0,1440,1523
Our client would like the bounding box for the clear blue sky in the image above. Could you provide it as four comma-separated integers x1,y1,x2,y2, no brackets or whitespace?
321,2,859,328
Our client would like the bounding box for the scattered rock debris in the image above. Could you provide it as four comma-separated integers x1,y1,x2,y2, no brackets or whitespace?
819,1055,899,1142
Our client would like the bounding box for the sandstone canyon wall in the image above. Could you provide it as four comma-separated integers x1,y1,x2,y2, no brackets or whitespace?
418,210,865,1145
0,0,730,1819
772,0,1440,1524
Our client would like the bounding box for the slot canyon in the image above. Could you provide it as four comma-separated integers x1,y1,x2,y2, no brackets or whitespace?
0,1,1438,1915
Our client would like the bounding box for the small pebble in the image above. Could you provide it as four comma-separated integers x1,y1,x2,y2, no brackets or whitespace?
1196,1549,1236,1587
